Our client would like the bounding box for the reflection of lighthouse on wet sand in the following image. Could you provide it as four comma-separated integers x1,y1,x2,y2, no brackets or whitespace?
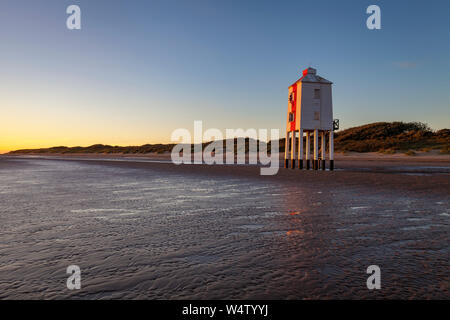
284,67,338,171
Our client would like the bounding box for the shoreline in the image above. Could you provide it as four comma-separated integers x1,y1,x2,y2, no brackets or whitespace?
1,153,449,197
3,150,450,162
2,151,450,172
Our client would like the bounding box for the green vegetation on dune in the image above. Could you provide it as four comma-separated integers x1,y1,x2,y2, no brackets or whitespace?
277,122,449,154
333,122,449,153
8,122,450,155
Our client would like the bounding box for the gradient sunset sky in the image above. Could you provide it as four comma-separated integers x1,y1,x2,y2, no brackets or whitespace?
1,0,449,153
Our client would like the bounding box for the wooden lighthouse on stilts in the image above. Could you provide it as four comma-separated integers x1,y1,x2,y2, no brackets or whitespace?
284,67,337,171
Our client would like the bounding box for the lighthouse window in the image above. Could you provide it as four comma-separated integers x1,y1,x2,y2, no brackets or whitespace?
289,112,294,122
289,93,294,102
314,89,321,99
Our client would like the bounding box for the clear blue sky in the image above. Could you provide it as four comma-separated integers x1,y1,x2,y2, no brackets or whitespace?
1,0,449,151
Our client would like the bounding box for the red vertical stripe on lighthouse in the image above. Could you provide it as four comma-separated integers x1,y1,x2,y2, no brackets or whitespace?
290,83,297,131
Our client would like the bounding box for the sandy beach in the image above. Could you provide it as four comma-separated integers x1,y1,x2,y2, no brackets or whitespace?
0,155,448,299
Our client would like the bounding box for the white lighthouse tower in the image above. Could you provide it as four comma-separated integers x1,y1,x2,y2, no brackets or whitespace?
284,67,337,170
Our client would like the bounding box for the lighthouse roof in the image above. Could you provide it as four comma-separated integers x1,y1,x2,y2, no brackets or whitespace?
291,67,332,86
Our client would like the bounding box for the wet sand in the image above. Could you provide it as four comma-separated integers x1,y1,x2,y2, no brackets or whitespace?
0,156,448,299
3,154,449,193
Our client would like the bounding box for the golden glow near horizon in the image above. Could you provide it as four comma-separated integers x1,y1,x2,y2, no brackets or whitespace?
0,115,175,153
0,69,285,153
0,87,174,153
0,84,282,153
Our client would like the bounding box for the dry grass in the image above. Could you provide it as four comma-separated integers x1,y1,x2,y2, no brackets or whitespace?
379,148,397,154
333,122,449,153
440,146,450,154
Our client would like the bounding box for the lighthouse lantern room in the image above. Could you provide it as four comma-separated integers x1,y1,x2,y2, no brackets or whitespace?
285,67,336,170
